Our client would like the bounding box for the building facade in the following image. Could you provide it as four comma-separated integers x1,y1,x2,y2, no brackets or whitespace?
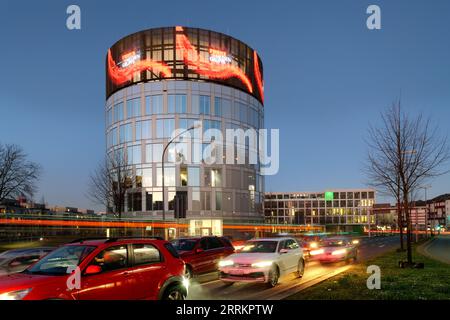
264,189,376,232
105,27,265,236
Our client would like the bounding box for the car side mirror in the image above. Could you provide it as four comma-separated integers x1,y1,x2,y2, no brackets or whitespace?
84,265,102,275
279,249,288,254
195,248,204,254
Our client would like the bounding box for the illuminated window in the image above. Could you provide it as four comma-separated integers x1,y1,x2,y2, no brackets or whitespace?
180,167,188,186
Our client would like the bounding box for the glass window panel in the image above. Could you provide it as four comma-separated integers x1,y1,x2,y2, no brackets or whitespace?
135,121,141,141
114,102,124,122
180,167,188,186
215,191,222,210
199,95,210,115
187,167,200,186
156,166,175,186
153,144,163,162
120,123,132,143
141,120,151,140
127,97,141,119
142,167,152,187
191,95,199,114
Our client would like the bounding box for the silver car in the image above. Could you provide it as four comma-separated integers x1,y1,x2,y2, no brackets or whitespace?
0,247,54,276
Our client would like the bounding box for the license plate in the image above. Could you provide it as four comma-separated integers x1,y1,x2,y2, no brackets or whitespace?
229,269,244,275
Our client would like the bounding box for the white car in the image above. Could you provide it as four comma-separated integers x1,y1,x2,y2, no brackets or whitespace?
218,237,305,287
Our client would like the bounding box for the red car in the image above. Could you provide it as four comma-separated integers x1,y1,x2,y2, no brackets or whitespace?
171,236,234,279
0,237,188,300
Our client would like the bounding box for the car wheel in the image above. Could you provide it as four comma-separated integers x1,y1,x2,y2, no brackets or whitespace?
162,285,186,300
185,265,193,280
296,258,305,278
267,266,279,288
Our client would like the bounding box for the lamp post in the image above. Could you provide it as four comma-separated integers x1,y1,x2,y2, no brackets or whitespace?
161,124,199,240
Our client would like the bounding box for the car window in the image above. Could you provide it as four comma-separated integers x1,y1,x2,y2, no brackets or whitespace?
220,237,233,247
285,239,299,250
278,240,286,252
27,245,95,275
10,255,40,267
90,245,128,272
132,244,161,266
242,241,278,253
171,239,197,251
164,243,180,258
208,237,224,249
200,238,209,250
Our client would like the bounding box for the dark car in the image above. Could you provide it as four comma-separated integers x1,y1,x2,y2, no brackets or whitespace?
309,236,358,263
171,236,234,279
0,247,55,276
0,238,188,300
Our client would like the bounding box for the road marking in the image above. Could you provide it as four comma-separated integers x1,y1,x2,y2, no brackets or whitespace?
379,244,385,248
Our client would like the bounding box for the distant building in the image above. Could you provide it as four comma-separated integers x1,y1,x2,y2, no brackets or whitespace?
427,194,450,230
264,189,376,232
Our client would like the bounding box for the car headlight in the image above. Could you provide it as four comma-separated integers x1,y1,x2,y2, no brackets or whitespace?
251,261,273,268
182,276,190,289
0,288,32,300
218,260,234,267
331,249,347,256
310,249,324,256
352,239,359,244
309,242,318,249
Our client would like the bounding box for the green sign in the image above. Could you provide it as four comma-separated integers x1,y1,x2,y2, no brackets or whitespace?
325,192,334,201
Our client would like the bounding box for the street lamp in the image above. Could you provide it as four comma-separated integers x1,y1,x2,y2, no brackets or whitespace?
161,124,200,240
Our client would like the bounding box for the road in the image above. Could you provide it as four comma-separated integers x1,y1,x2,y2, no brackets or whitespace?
188,235,400,300
419,235,450,264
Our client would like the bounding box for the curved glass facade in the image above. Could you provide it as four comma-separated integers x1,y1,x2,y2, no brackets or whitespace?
105,80,264,223
106,26,264,104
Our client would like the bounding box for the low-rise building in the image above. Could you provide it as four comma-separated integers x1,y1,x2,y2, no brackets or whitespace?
264,189,376,233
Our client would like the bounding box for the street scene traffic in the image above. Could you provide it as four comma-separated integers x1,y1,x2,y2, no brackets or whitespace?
1,0,450,309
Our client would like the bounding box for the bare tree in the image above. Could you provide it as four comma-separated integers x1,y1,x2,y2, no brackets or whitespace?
366,102,449,264
0,143,42,202
87,151,133,219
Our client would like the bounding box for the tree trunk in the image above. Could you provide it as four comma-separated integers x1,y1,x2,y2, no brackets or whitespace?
403,193,413,264
397,198,404,250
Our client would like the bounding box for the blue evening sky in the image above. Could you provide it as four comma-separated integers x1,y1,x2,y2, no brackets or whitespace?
0,0,449,210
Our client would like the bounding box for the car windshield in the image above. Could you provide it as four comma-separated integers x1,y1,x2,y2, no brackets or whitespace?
322,239,347,247
26,245,95,275
241,241,278,253
171,239,197,251
0,258,9,266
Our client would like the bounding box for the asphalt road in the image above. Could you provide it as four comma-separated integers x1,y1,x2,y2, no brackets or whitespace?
419,235,450,264
188,235,400,300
